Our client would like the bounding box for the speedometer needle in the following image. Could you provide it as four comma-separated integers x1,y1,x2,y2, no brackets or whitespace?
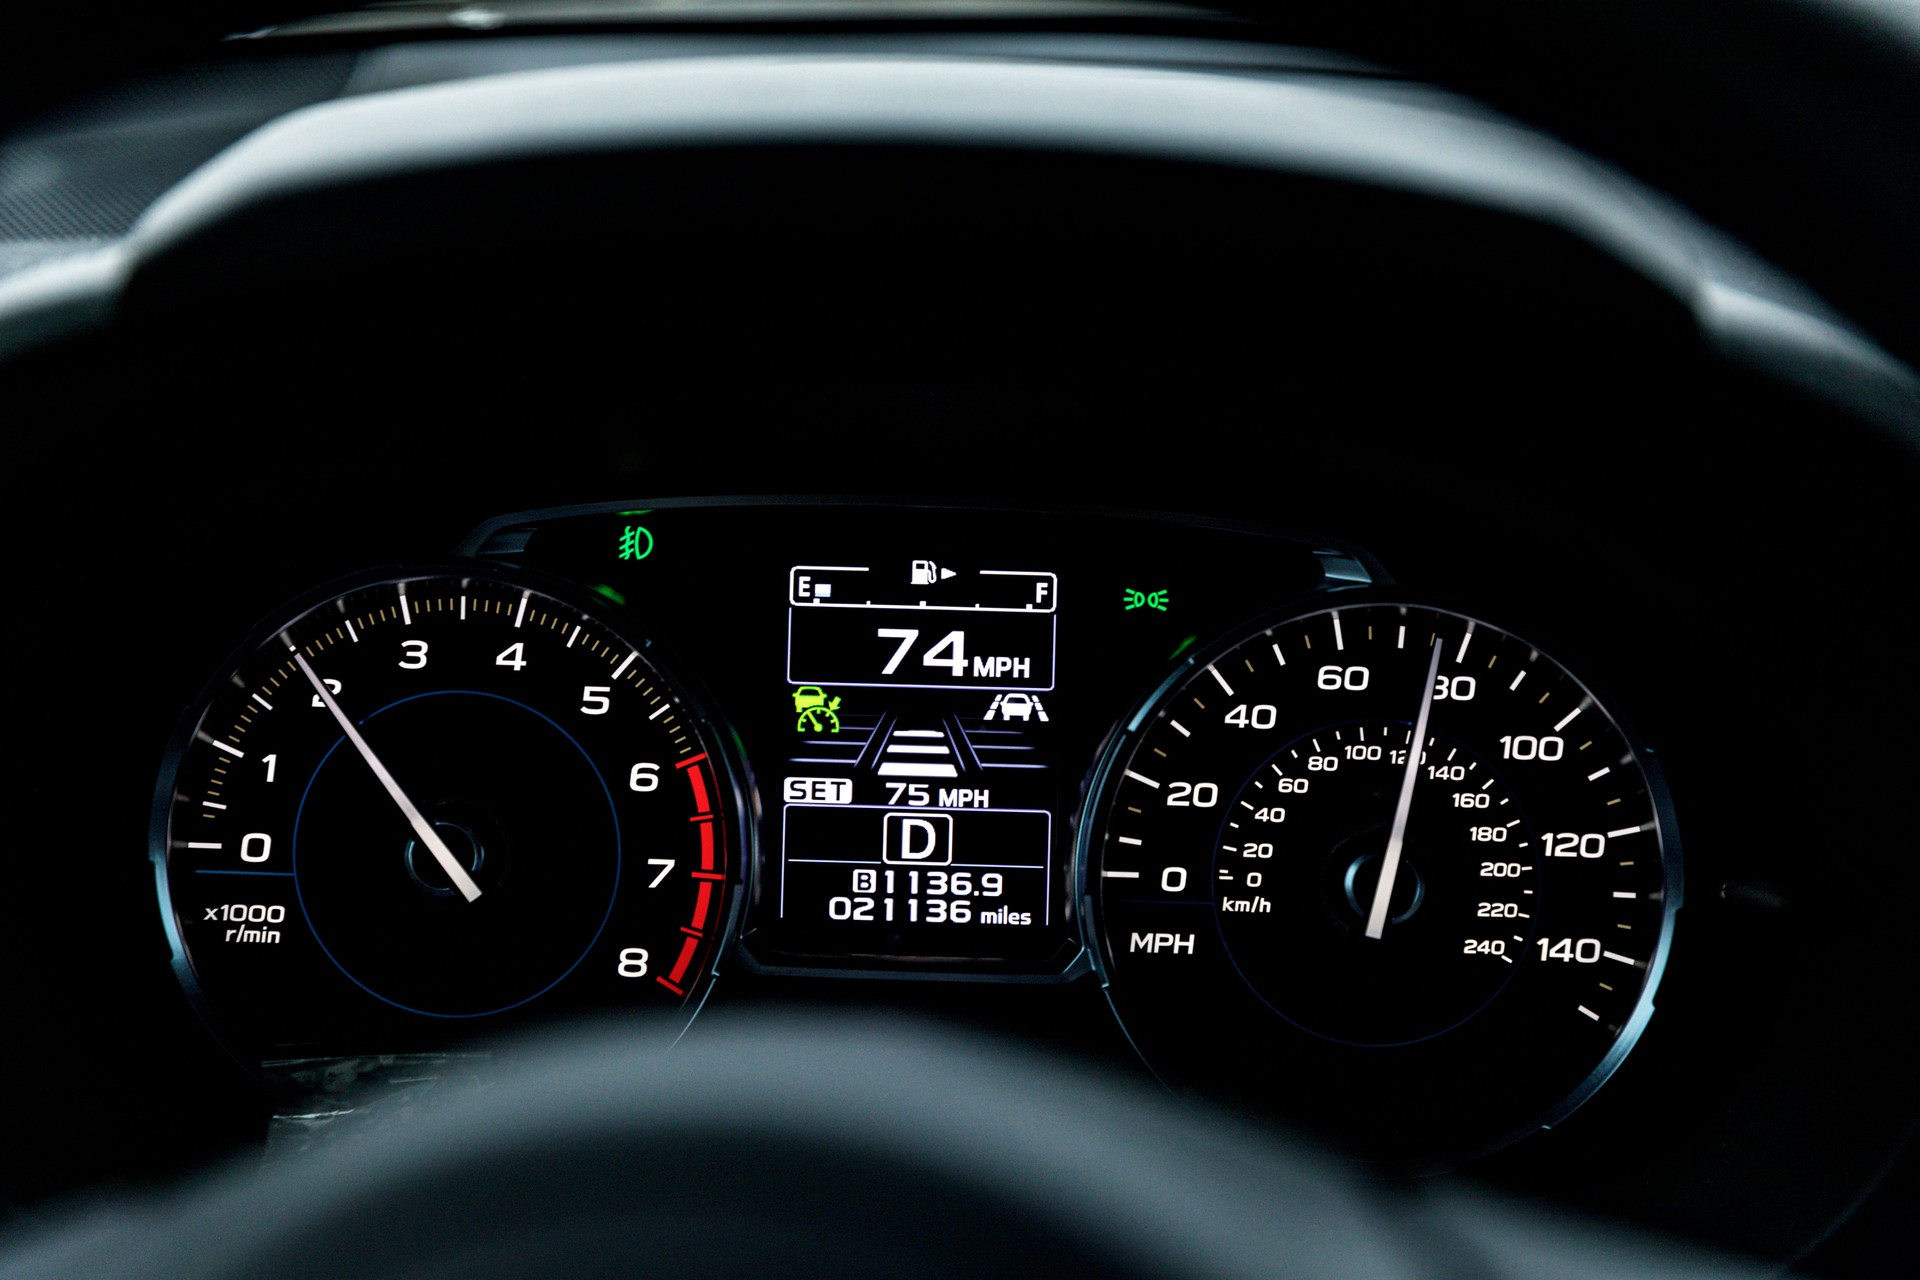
291,648,483,903
1364,636,1444,939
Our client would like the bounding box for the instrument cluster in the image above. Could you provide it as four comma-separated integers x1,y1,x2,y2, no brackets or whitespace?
154,498,1679,1164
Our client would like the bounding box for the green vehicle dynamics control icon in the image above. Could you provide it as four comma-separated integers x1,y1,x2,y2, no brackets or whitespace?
792,685,842,733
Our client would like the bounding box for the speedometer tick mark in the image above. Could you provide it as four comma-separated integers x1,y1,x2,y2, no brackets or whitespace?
1124,770,1161,789
252,694,272,711
1588,767,1611,781
1332,612,1345,650
1171,719,1191,738
1455,626,1474,663
1270,643,1286,667
1207,664,1234,696
1578,1006,1600,1021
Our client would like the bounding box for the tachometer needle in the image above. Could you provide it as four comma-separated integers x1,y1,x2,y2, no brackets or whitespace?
291,648,483,903
1364,636,1443,939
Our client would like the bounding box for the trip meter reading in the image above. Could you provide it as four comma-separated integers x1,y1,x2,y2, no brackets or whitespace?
153,567,744,1058
1083,600,1680,1160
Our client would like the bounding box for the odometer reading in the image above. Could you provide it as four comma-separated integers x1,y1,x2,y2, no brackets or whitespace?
1085,601,1679,1160
155,569,742,1055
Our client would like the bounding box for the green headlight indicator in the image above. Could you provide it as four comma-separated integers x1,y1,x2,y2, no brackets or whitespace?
1123,587,1170,611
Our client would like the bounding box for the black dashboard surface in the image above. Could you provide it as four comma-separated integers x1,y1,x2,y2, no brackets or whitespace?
2,7,1917,1276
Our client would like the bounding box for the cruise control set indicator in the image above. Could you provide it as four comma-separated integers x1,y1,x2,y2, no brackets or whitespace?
763,556,1067,966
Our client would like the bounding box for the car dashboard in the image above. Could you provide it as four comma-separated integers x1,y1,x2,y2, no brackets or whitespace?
1,4,1916,1276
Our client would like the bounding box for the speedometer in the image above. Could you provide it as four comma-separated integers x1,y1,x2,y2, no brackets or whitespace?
1082,599,1680,1161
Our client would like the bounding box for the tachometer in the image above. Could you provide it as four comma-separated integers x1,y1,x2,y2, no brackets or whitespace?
1082,599,1679,1161
153,567,744,1058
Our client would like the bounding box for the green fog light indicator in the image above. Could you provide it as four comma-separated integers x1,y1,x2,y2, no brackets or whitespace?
617,525,654,560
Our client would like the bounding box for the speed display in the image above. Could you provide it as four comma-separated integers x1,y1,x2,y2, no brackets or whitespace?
1084,600,1679,1160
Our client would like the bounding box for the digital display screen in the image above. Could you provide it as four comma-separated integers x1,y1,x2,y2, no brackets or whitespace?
778,558,1059,959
